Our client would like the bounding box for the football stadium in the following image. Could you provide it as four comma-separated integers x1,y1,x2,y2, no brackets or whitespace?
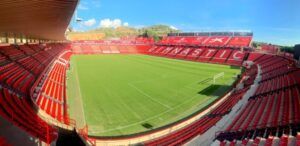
0,0,299,146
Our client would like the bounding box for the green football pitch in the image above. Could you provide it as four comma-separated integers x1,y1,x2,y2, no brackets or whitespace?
67,54,240,136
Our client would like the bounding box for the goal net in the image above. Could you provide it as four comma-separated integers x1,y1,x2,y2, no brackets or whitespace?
213,72,224,84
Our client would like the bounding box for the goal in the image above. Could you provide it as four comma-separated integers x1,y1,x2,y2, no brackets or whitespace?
213,72,224,84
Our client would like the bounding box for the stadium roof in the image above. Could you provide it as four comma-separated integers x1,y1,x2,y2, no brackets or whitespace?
0,0,78,40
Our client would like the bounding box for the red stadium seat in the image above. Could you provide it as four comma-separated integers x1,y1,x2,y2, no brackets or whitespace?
227,36,252,47
216,53,300,145
210,49,232,64
186,48,206,60
34,51,70,124
197,48,217,62
175,47,193,59
203,36,231,46
226,50,246,66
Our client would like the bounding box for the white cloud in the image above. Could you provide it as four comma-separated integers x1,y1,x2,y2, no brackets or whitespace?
78,4,89,10
123,22,129,27
170,25,178,30
91,0,101,8
99,19,128,28
82,19,96,27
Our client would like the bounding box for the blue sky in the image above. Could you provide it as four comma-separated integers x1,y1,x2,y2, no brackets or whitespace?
71,0,300,46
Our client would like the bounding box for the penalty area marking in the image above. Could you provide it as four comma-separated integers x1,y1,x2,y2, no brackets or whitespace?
89,75,229,134
88,88,212,134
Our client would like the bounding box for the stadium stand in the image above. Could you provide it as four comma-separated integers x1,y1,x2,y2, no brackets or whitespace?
147,45,247,66
227,36,252,47
71,42,151,54
0,87,58,142
226,50,246,66
165,46,183,57
203,36,231,46
0,0,80,145
174,47,193,59
197,48,218,62
145,33,252,66
260,44,280,54
159,32,252,47
215,53,300,146
210,49,233,64
35,61,68,123
0,43,71,144
32,48,72,124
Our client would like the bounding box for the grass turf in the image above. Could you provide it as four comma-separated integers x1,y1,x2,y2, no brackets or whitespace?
67,54,240,136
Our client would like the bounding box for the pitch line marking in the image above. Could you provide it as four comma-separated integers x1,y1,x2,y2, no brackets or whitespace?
89,81,226,133
89,76,227,134
90,76,224,133
127,83,171,109
73,62,87,126
88,92,212,134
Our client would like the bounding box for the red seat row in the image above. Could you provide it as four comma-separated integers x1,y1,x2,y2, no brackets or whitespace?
0,62,34,93
71,43,148,54
0,87,57,143
145,89,247,146
36,62,67,123
33,50,71,123
60,51,72,61
159,36,252,47
261,65,297,82
246,52,264,62
0,43,69,144
147,45,246,66
0,53,10,66
32,51,54,65
216,53,300,145
17,56,44,75
227,86,300,132
0,45,26,60
255,74,297,96
18,44,36,55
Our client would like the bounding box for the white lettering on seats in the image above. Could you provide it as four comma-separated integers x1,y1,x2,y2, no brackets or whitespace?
191,49,203,57
219,50,227,58
161,47,173,54
205,49,216,57
179,48,191,56
233,51,244,60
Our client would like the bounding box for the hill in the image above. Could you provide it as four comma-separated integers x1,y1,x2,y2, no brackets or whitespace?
66,25,180,41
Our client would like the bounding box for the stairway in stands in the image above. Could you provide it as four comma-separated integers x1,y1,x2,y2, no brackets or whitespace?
56,128,86,146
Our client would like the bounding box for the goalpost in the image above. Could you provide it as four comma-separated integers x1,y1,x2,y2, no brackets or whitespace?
213,72,224,84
